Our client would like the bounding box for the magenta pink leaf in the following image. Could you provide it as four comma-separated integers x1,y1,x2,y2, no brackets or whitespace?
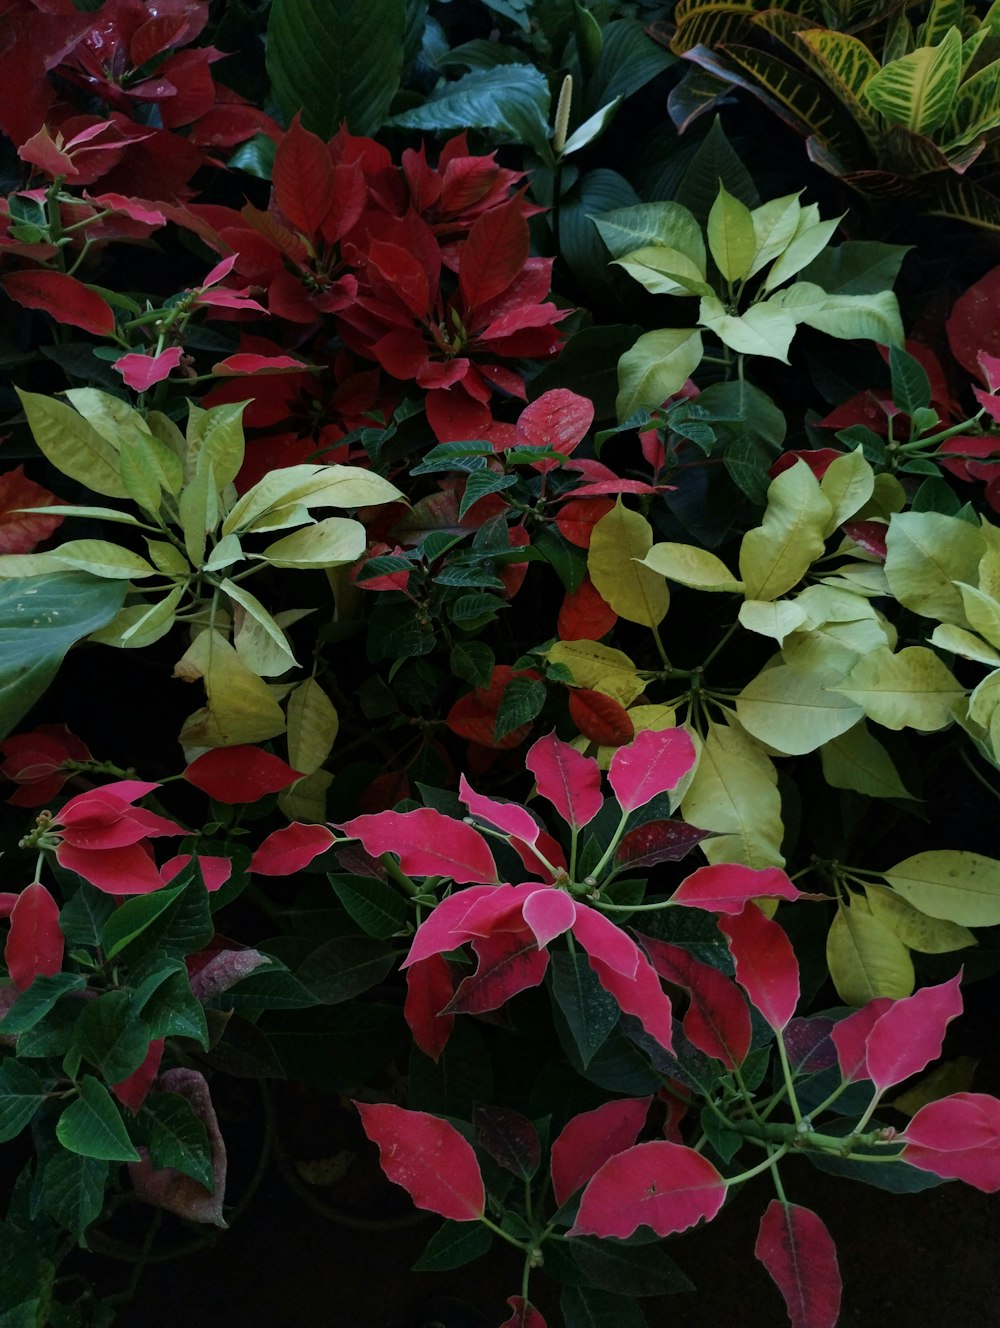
615,819,710,869
569,1140,725,1238
902,1093,1000,1191
355,1102,486,1220
55,841,164,895
5,883,64,991
525,732,602,830
831,999,894,1083
183,745,303,804
500,1297,547,1328
583,947,675,1052
863,973,964,1091
522,888,576,948
550,1097,651,1208
159,854,232,893
249,822,336,876
607,728,697,813
340,809,497,884
459,773,539,844
570,904,640,978
402,885,507,968
718,904,799,1032
640,936,751,1069
404,954,455,1062
671,864,803,913
473,1106,541,1179
114,346,183,392
445,929,548,1014
755,1200,842,1328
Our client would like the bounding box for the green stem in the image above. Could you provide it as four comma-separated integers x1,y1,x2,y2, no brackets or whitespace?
587,807,631,882
775,1030,803,1126
379,854,421,898
725,1144,789,1187
480,1215,528,1252
651,621,671,669
896,414,986,453
593,896,673,913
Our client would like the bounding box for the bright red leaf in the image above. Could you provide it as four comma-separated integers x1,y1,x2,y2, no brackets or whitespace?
500,1297,547,1328
608,728,697,812
902,1093,1000,1192
755,1201,842,1328
525,732,602,829
355,1102,486,1220
211,353,309,375
447,666,541,750
248,822,336,875
718,904,799,1032
0,466,63,554
1,269,115,335
568,689,634,746
671,864,803,913
556,497,615,548
5,883,64,991
459,195,529,311
405,954,455,1062
272,113,334,236
446,928,548,1013
183,745,303,804
340,808,497,885
515,388,593,473
558,575,618,641
641,936,751,1069
569,1140,726,1239
550,1097,651,1207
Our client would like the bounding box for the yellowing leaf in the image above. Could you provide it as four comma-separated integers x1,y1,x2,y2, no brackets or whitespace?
286,677,339,775
707,183,756,282
278,768,333,823
16,389,127,499
175,628,286,750
819,449,875,534
863,882,976,953
640,543,742,593
613,246,712,297
178,461,218,569
738,599,808,643
89,585,185,650
0,540,157,580
615,328,703,420
782,617,896,683
929,623,1000,665
882,850,1000,926
826,900,914,1005
222,464,403,536
588,500,670,627
545,639,646,706
736,663,864,755
698,296,798,362
884,511,984,626
739,461,833,601
222,579,298,677
747,192,802,279
681,721,784,868
832,645,964,731
262,517,366,569
956,582,1000,649
820,721,915,800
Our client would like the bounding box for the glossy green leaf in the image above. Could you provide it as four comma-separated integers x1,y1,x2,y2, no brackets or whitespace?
0,1061,46,1142
73,992,151,1084
864,27,963,133
41,1152,108,1244
142,1092,213,1188
412,1220,492,1272
56,1077,141,1162
550,950,620,1069
389,65,552,159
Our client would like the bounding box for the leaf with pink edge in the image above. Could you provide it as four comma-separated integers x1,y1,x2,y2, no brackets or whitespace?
718,904,799,1032
615,820,710,870
569,1141,725,1238
401,885,508,968
550,1097,651,1207
355,1103,486,1220
755,1200,842,1328
902,1093,1000,1191
522,888,576,948
340,809,497,884
831,998,894,1082
607,728,697,813
249,822,336,875
863,973,964,1091
459,774,539,844
640,936,751,1069
585,949,675,1052
671,864,803,913
525,733,602,829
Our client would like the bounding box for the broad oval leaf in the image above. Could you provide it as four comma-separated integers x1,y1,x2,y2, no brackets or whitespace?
608,727,696,812
615,329,703,420
340,808,497,885
863,973,964,1091
183,746,302,804
588,499,669,627
550,1097,651,1208
718,903,799,1031
881,851,1000,926
755,1200,842,1328
249,822,336,875
569,1140,725,1238
525,732,603,829
672,863,802,913
902,1093,1000,1192
354,1102,485,1220
5,883,64,991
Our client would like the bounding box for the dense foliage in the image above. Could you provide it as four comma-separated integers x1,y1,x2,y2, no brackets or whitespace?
2,2,1000,1325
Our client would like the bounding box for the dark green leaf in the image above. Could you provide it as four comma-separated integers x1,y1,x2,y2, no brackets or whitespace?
410,441,492,474
141,1091,213,1188
0,574,128,741
459,470,518,518
267,0,406,137
533,526,586,593
409,1020,493,1115
450,640,495,688
531,325,644,422
675,116,759,223
412,1220,492,1271
571,1237,694,1295
330,874,410,939
561,1284,648,1328
390,66,553,160
295,935,396,1003
912,477,961,514
56,1077,140,1162
449,593,508,626
99,882,186,960
560,169,640,298
437,39,530,70
586,19,675,113
0,1060,46,1142
889,345,931,416
59,885,114,949
41,1152,108,1244
0,974,86,1034
73,992,151,1084
494,676,546,742
799,241,912,295
141,970,209,1047
699,1104,743,1162
550,951,619,1069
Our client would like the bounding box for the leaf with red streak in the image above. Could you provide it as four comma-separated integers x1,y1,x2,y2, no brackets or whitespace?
249,822,336,875
616,820,709,870
474,1106,541,1178
672,864,803,913
902,1093,1000,1191
641,936,751,1069
608,728,697,812
184,746,303,804
516,389,593,473
405,954,455,1062
858,974,964,1091
718,904,799,1032
341,809,497,885
842,521,887,559
755,1200,842,1328
446,929,548,1013
0,465,62,554
556,497,615,548
569,1141,725,1238
568,689,634,746
525,732,602,829
459,774,539,844
831,999,894,1082
459,196,530,312
272,114,335,235
355,1103,486,1220
5,883,64,991
550,1097,651,1207
500,1297,547,1328
559,576,618,641
1,269,115,335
